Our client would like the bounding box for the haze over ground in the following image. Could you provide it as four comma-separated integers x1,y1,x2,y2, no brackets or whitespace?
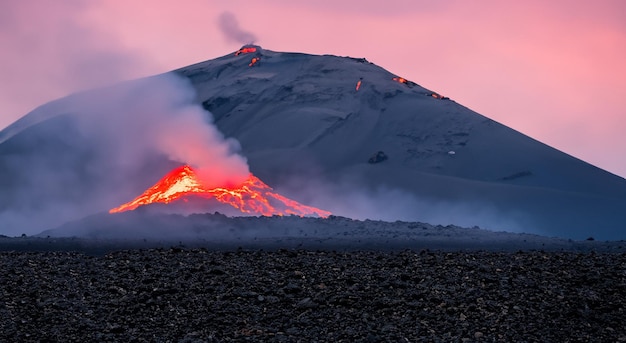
1,1,625,178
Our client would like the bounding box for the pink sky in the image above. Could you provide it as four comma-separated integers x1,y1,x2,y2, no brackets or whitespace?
1,0,625,178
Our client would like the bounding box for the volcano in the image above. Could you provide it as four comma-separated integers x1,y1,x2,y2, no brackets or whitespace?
109,165,330,218
1,45,625,239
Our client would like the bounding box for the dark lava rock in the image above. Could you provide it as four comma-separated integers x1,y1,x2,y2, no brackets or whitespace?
0,249,625,342
368,151,388,164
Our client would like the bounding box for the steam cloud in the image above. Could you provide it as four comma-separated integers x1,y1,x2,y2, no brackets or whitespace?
218,11,257,45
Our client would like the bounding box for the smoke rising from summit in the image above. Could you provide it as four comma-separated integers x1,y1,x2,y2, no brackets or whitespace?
218,11,258,45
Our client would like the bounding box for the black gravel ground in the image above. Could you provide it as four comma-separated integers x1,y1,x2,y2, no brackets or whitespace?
1,248,625,342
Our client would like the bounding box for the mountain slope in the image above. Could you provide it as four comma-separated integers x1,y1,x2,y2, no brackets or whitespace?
0,46,624,239
175,47,626,239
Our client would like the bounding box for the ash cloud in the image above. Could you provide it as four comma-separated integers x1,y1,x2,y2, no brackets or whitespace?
217,11,258,45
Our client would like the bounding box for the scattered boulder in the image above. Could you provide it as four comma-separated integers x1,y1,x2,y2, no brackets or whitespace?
368,151,388,164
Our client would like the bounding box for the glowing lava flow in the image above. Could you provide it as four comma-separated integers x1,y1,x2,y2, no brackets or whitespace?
235,47,257,56
249,57,260,67
109,165,331,218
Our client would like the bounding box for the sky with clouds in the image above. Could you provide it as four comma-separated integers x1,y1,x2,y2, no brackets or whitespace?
1,0,625,178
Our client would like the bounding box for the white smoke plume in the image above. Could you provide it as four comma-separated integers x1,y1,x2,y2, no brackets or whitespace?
0,73,250,236
218,11,257,45
75,73,250,188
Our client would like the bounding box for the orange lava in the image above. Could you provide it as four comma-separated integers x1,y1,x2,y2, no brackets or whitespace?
249,57,260,67
392,76,408,84
356,79,362,91
235,47,257,56
109,165,331,218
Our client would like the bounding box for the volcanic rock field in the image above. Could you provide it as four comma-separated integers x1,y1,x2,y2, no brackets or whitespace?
1,247,625,342
1,214,626,341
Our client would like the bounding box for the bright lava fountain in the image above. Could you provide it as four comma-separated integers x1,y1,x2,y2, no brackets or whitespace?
110,165,331,217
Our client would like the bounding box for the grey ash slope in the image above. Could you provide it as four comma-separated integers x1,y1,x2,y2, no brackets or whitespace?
0,46,624,239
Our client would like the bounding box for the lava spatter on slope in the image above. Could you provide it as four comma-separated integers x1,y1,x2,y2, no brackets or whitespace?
109,165,330,218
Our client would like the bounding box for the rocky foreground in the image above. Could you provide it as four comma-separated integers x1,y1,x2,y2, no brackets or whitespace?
1,248,625,342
